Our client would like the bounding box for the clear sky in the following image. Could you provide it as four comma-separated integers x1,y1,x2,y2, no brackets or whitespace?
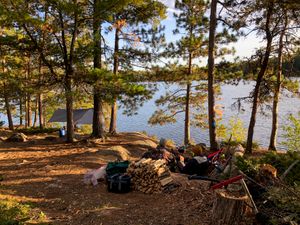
159,0,265,64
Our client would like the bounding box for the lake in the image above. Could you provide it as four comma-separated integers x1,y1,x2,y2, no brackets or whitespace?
117,80,300,149
1,80,299,149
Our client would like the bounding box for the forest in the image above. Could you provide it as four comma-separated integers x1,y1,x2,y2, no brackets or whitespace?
0,0,300,224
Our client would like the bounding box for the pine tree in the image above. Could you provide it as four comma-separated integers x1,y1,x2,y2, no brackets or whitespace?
107,0,166,134
269,2,300,150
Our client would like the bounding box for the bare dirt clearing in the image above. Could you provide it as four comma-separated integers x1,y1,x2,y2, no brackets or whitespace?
0,132,213,225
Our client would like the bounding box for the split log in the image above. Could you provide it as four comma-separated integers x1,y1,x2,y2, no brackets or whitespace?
127,158,173,194
210,189,253,225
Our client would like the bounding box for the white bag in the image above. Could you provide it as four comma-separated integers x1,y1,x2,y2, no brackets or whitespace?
84,165,107,186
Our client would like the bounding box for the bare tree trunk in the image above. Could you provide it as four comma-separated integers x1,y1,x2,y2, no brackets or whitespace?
184,52,192,145
27,94,32,127
26,54,32,128
109,25,120,134
25,96,28,128
65,75,74,143
269,14,287,151
93,92,104,137
109,100,117,134
38,94,44,129
92,0,105,138
19,98,23,126
246,3,274,154
33,96,38,127
4,91,14,131
184,83,191,145
207,0,218,150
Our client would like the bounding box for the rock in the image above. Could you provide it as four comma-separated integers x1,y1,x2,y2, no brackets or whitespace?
96,146,131,160
233,144,245,157
6,133,27,142
127,140,158,149
107,146,131,160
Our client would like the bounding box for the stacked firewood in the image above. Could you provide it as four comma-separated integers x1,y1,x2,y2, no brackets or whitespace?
127,158,173,194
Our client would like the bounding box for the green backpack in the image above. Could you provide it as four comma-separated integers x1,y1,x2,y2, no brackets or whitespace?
106,160,130,176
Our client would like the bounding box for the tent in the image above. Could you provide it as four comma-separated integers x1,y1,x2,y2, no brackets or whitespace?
48,108,94,124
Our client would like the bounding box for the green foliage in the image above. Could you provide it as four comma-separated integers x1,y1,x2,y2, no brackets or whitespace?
217,117,247,143
0,199,31,225
259,151,300,186
79,125,92,135
281,113,300,152
16,127,59,135
235,156,259,178
0,199,50,225
267,186,300,224
236,151,300,186
0,121,4,127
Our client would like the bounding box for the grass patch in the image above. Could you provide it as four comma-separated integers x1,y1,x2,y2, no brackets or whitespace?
0,199,51,225
16,128,59,135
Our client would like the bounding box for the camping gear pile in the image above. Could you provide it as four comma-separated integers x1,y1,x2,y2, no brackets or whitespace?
127,158,173,194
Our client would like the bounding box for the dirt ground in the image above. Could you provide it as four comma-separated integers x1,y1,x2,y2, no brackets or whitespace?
0,131,214,225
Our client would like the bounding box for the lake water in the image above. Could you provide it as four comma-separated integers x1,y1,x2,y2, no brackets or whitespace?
117,80,300,149
1,80,299,149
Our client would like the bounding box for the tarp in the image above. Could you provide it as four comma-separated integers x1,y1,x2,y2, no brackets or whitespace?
48,108,94,124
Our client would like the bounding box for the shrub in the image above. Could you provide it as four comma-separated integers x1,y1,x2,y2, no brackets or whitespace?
259,151,300,186
16,127,59,135
0,199,31,225
0,121,5,127
217,117,247,144
235,156,259,178
79,125,92,134
281,113,300,152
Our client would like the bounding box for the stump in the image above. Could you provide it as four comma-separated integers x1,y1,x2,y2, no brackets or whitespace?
211,189,253,225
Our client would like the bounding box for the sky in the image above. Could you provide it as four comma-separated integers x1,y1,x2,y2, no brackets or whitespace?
159,0,265,63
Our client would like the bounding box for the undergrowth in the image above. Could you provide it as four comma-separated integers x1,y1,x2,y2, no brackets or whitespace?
16,127,59,135
0,199,50,225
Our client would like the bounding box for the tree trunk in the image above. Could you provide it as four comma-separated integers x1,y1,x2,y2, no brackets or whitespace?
207,0,218,150
25,96,28,128
27,94,32,127
269,14,287,151
4,92,14,131
109,25,120,134
19,98,23,126
210,189,252,225
109,100,117,134
65,75,74,142
33,96,38,127
92,0,105,138
184,83,191,145
184,51,192,145
26,54,32,127
92,91,104,137
246,3,274,154
38,94,44,129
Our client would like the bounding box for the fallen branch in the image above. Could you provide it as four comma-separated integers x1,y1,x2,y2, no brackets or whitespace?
280,160,299,180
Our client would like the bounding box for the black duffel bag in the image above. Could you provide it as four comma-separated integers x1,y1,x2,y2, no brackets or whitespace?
107,173,131,193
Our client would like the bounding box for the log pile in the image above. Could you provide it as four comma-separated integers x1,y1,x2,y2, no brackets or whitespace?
127,158,173,194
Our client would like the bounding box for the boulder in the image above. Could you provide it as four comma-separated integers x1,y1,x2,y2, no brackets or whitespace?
6,133,27,142
97,146,131,161
233,144,245,157
127,140,158,149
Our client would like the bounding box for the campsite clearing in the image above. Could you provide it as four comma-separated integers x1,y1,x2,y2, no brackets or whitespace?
0,131,214,225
